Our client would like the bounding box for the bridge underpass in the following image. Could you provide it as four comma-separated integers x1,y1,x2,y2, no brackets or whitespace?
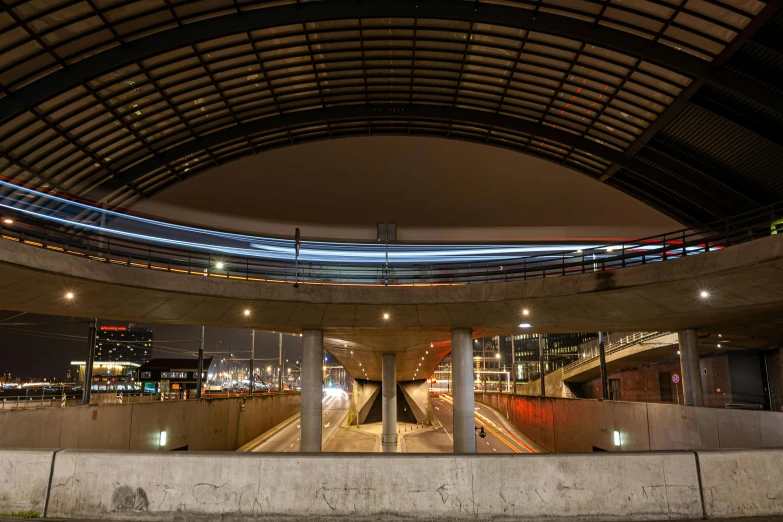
1,224,783,457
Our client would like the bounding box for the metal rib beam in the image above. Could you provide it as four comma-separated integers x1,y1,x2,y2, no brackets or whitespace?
89,104,754,220
0,0,781,124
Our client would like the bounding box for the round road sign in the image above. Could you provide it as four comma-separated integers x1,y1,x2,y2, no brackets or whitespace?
672,374,680,384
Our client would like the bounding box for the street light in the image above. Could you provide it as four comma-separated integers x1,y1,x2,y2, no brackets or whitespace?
215,262,224,269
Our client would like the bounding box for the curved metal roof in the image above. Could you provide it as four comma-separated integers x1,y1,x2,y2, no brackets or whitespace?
0,0,780,226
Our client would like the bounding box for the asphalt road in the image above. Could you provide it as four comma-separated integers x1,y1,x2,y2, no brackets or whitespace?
250,389,350,452
432,395,533,453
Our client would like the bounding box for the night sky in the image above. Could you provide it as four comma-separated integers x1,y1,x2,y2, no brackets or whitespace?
0,310,304,380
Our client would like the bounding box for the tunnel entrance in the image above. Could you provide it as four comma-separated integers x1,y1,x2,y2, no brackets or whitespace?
363,385,418,424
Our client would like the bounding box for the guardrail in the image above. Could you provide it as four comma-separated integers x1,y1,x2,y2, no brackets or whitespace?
0,201,780,286
562,332,673,374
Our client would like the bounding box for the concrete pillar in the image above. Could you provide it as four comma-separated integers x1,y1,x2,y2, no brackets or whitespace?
452,328,476,453
678,328,704,407
300,329,323,452
381,353,397,452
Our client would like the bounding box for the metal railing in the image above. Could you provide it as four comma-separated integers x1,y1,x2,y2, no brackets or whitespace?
562,332,673,375
1,202,780,286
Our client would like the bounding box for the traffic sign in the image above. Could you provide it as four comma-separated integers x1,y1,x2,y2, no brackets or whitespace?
672,374,680,384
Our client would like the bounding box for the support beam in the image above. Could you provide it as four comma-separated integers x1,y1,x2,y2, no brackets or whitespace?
678,328,704,407
81,318,97,406
381,353,397,453
599,331,608,400
451,328,476,454
196,326,205,399
300,329,323,452
249,329,255,396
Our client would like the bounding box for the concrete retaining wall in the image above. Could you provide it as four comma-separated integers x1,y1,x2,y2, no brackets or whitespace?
476,392,783,452
0,449,55,516
0,394,300,452
6,447,783,520
45,450,702,521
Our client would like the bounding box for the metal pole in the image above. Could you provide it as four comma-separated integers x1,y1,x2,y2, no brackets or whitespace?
511,336,516,395
196,326,205,398
81,318,97,405
249,330,255,395
599,331,609,400
278,333,283,393
538,334,546,397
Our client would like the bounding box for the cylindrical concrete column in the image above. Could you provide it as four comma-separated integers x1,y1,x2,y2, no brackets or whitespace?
300,329,323,452
381,353,397,452
678,328,704,406
452,328,477,454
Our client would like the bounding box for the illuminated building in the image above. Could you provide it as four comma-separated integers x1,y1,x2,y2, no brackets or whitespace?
96,325,153,365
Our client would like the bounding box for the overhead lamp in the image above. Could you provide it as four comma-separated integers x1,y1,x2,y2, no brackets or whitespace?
215,262,224,269
350,350,353,354
522,309,530,316
65,292,74,300
2,218,12,224
700,290,710,299
425,351,428,354
430,343,434,347
495,353,500,359
243,309,251,316
383,313,390,320
519,323,532,328
717,343,721,348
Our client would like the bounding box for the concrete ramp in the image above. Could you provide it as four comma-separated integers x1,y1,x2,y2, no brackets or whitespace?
350,379,380,424
399,380,433,424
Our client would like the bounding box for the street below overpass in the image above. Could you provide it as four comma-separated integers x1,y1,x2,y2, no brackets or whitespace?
244,389,350,452
431,395,537,453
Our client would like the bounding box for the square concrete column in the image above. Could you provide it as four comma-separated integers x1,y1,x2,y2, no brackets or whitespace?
300,329,323,452
678,328,704,407
382,353,397,452
452,328,476,453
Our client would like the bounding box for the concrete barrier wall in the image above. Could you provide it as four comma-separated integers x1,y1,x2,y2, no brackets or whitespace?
0,394,300,452
0,449,55,516
476,392,783,452
697,449,783,518
6,447,783,520
45,450,702,521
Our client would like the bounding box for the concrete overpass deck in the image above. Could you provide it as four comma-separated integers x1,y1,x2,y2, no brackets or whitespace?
1,233,783,380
